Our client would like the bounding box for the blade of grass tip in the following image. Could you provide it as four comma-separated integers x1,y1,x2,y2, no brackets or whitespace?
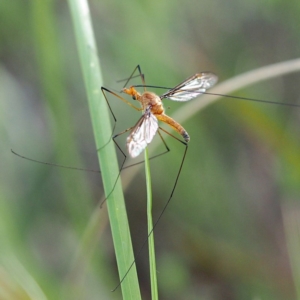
67,0,141,298
144,147,159,299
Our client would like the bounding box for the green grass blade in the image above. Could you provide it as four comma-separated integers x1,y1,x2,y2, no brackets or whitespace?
67,0,141,298
144,147,158,299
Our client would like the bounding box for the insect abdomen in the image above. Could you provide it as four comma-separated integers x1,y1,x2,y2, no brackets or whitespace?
156,114,190,142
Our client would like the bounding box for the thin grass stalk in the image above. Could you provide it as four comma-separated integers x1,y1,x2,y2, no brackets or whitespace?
144,147,158,299
67,0,141,298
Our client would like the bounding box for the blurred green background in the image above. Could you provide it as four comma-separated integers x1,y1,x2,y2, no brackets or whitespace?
1,0,300,299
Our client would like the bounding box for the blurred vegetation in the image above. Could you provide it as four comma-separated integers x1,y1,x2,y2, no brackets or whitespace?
1,0,300,299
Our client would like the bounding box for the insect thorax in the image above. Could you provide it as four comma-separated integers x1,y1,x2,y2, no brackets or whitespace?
140,91,164,114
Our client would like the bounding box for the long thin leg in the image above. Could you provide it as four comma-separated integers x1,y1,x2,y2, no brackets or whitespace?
101,87,142,118
112,127,188,291
11,129,173,176
11,149,102,173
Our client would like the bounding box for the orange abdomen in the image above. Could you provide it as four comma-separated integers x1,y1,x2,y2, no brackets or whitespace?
155,113,190,142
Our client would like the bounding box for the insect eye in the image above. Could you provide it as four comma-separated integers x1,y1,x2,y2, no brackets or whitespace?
132,95,136,100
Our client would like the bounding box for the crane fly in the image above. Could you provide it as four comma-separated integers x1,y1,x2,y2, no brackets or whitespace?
122,72,218,157
100,67,218,226
102,66,217,167
103,67,300,290
99,66,218,214
101,66,218,289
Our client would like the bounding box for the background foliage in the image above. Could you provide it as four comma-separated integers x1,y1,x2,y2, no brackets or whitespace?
1,0,300,299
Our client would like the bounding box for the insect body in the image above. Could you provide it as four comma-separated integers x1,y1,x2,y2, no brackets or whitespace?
122,72,218,157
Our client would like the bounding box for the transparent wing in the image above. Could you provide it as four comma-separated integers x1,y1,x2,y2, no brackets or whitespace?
161,72,218,102
127,107,159,158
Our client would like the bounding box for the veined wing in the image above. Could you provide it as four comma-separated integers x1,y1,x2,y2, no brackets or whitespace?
161,72,218,101
127,107,159,158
